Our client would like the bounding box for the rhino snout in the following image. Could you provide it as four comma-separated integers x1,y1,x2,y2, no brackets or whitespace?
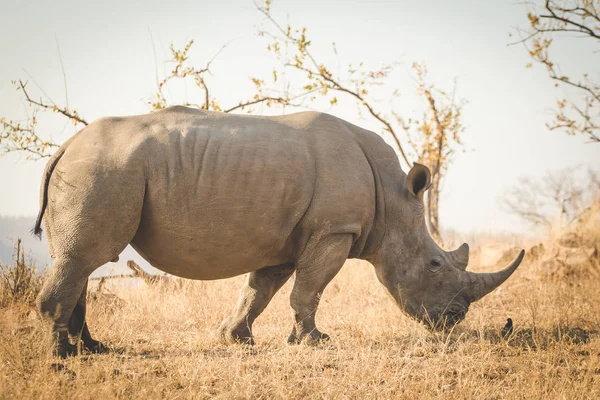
419,304,469,331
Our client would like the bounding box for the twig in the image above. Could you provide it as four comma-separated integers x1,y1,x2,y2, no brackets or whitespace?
18,80,88,126
55,36,69,110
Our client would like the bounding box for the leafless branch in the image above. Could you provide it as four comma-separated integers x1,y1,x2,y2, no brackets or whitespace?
19,80,88,126
223,96,289,113
55,36,69,110
540,0,600,39
517,0,599,143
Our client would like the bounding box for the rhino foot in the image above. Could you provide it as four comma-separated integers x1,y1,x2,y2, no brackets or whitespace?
55,342,78,359
54,337,110,358
218,322,255,345
83,340,111,354
287,328,330,345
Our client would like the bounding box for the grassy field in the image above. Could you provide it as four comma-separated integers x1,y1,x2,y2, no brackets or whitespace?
1,232,599,399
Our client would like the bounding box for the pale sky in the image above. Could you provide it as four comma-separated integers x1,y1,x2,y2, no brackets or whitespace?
1,0,598,234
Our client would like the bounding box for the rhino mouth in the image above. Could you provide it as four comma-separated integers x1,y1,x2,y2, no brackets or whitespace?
420,306,468,331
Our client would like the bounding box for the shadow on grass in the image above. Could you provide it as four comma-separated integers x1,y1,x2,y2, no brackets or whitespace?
97,343,259,360
378,325,597,353
473,326,596,349
427,325,599,351
44,325,598,366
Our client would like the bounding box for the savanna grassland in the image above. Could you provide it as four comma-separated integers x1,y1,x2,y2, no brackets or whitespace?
1,215,599,399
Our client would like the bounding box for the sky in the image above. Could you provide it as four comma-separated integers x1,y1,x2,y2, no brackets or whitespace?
0,0,598,235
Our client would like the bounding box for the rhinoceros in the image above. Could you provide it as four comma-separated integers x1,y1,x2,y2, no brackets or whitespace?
33,106,524,357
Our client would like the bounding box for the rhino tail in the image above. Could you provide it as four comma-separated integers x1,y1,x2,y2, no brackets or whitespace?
32,145,68,239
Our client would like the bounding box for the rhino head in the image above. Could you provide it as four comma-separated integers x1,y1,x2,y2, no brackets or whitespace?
371,163,525,330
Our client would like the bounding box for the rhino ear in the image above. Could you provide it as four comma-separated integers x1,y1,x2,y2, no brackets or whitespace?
405,163,431,199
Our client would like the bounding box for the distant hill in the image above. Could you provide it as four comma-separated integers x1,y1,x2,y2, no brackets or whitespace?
0,216,52,266
0,215,157,277
0,240,14,264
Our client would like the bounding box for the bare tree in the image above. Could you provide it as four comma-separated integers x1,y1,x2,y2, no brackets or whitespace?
503,166,600,229
516,0,599,143
255,1,466,243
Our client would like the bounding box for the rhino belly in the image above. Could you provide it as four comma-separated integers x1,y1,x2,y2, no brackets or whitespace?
130,181,310,280
130,218,296,280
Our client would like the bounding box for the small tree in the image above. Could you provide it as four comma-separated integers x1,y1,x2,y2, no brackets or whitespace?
517,0,599,143
401,63,465,241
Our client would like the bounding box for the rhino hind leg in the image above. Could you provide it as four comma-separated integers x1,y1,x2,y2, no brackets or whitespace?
38,160,145,358
288,234,352,345
37,257,97,358
218,263,295,345
67,281,108,354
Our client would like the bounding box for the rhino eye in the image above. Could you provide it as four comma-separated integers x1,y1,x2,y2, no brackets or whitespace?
429,257,443,272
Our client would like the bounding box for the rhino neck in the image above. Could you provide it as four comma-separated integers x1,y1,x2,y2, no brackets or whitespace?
355,149,388,260
357,165,409,262
363,168,411,278
350,126,404,261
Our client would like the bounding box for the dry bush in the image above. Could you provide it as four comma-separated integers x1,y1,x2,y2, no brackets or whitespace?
572,200,600,247
0,238,44,308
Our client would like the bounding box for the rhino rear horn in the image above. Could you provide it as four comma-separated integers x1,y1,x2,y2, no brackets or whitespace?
451,243,469,271
467,249,525,302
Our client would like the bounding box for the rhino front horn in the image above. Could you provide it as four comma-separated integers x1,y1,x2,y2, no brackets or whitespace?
467,249,525,302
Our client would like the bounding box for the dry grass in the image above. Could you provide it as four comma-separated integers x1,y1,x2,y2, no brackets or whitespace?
0,239,43,308
1,229,599,398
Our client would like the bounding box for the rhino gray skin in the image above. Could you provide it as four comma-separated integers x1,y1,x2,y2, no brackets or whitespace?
33,106,524,357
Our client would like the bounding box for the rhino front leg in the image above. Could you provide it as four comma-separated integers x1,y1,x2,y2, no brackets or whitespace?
288,234,352,345
218,263,295,344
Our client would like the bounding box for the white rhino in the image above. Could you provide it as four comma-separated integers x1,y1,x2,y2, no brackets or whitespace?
34,106,524,357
